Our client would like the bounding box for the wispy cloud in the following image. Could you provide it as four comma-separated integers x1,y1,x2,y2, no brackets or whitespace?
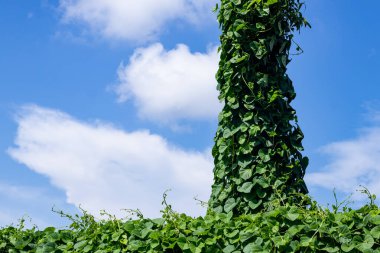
8,105,213,218
306,111,380,201
0,182,70,228
115,43,221,125
0,211,15,227
363,100,380,123
59,0,217,42
0,183,45,201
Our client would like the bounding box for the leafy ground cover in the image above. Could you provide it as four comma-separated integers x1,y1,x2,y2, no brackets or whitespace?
1,195,380,252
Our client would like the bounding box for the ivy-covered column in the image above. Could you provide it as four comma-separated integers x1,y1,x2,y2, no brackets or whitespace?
208,0,310,215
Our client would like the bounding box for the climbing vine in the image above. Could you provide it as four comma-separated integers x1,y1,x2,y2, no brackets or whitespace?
208,0,311,215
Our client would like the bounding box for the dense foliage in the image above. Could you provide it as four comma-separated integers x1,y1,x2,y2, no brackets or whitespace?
2,0,380,252
1,197,380,252
208,0,310,215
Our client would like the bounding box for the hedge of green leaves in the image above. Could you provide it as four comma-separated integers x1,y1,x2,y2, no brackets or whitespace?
1,198,380,252
2,0,380,252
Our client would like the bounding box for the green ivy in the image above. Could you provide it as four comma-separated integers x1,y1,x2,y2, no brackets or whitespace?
1,198,380,252
208,0,311,215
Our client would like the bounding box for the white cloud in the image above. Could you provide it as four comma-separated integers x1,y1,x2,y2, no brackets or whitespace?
115,43,221,123
59,0,217,41
8,105,213,218
306,122,380,201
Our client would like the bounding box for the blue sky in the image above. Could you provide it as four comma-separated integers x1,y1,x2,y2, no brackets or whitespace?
0,0,379,228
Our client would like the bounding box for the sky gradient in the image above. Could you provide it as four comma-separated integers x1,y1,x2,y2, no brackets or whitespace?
1,0,380,228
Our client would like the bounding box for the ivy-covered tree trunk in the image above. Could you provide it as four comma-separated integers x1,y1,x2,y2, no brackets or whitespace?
208,0,310,215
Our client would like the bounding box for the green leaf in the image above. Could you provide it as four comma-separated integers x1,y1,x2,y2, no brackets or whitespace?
211,183,223,197
370,215,380,225
286,225,304,236
300,236,313,247
223,9,232,21
212,3,218,12
243,95,255,104
257,74,269,86
238,182,254,193
123,222,135,232
83,245,93,253
259,7,270,16
230,101,239,109
40,242,57,252
356,235,374,251
219,141,228,153
248,199,262,210
223,244,236,253
239,169,252,180
289,240,300,251
256,188,267,198
224,198,237,213
254,178,269,188
250,41,267,59
342,243,355,252
74,240,87,250
239,134,247,144
177,236,187,249
230,55,248,64
301,157,309,169
226,230,239,238
279,55,287,66
112,232,121,241
241,124,249,132
269,90,281,103
321,246,339,253
258,149,270,162
272,236,286,247
236,23,247,32
255,165,267,174
238,158,252,168
285,210,300,221
243,242,263,253
141,228,151,238
243,112,254,122
152,218,165,226
370,225,380,239
43,227,56,233
266,0,278,5
250,126,261,135
256,23,265,30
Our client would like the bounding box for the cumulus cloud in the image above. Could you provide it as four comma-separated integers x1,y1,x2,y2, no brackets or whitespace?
8,105,213,218
306,120,380,201
115,43,221,123
59,0,217,41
